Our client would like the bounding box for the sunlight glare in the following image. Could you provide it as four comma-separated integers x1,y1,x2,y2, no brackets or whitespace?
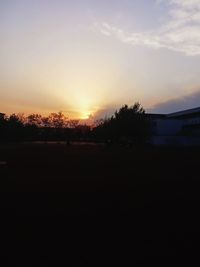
73,94,98,120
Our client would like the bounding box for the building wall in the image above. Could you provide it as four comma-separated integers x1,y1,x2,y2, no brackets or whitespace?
149,110,200,145
154,119,183,136
182,116,200,126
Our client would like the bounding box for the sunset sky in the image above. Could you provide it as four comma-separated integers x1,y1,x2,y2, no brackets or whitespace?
1,0,200,119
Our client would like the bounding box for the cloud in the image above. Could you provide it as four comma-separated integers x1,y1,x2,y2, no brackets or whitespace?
97,0,200,56
92,106,117,120
148,89,200,113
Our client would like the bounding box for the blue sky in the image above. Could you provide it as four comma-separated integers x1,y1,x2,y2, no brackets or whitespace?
0,0,200,118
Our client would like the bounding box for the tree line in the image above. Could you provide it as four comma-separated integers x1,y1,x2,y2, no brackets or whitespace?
0,111,90,142
0,103,151,145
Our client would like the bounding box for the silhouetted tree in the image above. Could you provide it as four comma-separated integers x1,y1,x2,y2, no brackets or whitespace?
27,114,43,127
0,113,7,141
93,102,150,145
68,119,79,128
48,112,68,128
0,103,150,144
4,114,25,141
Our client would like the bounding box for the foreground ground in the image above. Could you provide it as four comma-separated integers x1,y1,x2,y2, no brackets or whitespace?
1,142,200,264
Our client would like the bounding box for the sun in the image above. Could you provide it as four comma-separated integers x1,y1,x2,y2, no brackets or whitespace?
80,111,91,120
62,90,100,120
73,95,97,120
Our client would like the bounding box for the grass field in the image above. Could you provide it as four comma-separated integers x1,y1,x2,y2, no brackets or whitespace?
1,142,200,264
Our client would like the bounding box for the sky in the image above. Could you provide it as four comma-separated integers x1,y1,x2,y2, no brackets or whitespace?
0,0,200,119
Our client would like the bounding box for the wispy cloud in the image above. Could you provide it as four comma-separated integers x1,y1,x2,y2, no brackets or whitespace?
97,0,200,56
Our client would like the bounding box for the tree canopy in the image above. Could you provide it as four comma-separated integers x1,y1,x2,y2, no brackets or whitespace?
93,103,150,144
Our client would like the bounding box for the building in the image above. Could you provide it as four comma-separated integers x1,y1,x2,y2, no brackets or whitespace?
148,107,200,146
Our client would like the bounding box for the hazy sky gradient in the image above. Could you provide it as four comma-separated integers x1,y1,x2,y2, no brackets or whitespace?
1,0,200,118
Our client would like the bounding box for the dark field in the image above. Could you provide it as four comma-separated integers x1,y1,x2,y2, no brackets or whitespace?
1,143,200,264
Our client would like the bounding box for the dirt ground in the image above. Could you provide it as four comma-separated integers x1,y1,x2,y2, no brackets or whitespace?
1,142,200,264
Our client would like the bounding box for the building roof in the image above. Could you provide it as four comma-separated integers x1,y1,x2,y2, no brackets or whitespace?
146,106,200,120
167,107,200,118
145,113,166,119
